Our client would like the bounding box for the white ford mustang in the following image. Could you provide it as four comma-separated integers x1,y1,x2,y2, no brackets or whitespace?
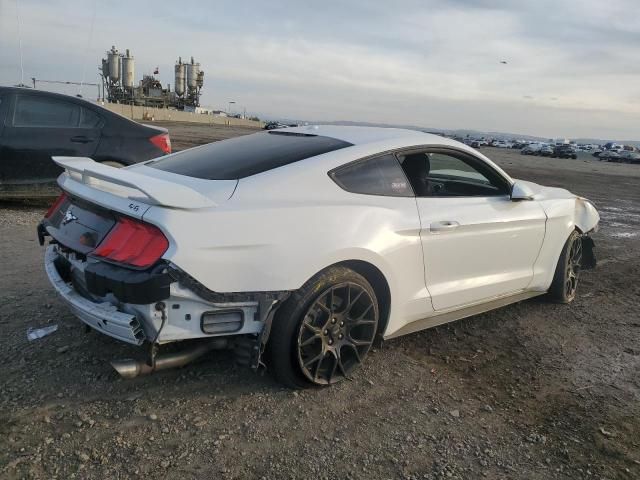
39,126,599,388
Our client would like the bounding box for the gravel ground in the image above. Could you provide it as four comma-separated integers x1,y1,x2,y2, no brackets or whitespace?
1,127,639,480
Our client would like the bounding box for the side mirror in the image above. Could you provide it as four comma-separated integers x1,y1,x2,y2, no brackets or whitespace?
511,181,536,201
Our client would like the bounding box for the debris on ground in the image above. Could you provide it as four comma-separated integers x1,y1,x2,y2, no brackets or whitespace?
26,324,58,341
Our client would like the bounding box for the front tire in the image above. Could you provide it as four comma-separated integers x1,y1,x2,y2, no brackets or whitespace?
268,266,379,388
548,230,583,303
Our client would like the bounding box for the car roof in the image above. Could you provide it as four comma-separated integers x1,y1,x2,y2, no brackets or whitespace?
276,125,461,148
0,86,99,108
270,125,514,185
0,85,150,129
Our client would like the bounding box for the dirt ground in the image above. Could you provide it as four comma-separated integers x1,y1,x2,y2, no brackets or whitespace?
1,123,639,480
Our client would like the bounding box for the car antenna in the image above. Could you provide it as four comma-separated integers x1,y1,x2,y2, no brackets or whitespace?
15,0,25,87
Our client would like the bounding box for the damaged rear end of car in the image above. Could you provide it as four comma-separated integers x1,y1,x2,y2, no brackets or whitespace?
39,156,288,378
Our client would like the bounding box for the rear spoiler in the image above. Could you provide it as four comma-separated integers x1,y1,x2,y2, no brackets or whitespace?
52,157,215,209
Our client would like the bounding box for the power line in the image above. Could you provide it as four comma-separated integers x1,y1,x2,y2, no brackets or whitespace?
32,78,100,98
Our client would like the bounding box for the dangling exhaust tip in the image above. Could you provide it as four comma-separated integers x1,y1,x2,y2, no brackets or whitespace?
111,358,151,379
111,339,229,379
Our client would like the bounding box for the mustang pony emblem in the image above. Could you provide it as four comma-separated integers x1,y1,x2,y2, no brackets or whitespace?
62,208,78,226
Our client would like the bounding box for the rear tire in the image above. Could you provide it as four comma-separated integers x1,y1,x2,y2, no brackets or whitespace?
268,266,379,389
548,230,582,303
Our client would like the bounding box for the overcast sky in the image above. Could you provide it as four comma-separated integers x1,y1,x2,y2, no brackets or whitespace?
1,0,639,139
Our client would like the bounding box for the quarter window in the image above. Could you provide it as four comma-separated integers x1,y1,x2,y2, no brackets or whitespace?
13,96,80,128
331,154,412,197
399,151,510,197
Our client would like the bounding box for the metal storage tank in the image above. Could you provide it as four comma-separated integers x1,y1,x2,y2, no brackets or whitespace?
174,57,186,96
107,46,120,83
101,58,109,78
186,56,200,89
121,49,135,89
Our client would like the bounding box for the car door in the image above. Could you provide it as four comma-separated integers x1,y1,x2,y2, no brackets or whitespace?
329,153,434,329
0,93,102,186
398,148,547,311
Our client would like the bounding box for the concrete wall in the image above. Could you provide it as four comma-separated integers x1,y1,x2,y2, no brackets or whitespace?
100,103,264,128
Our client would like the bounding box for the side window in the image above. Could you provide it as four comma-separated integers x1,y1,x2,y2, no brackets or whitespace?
13,96,80,128
330,154,413,197
79,107,102,128
399,151,510,197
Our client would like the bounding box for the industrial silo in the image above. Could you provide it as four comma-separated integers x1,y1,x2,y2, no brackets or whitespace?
101,58,110,78
121,49,135,90
174,57,186,97
186,56,200,91
107,46,120,83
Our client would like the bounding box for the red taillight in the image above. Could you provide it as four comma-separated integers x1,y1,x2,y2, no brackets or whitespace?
45,192,68,218
93,217,168,268
150,133,171,154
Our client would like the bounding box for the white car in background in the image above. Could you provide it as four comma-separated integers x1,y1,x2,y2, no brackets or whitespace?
39,126,599,388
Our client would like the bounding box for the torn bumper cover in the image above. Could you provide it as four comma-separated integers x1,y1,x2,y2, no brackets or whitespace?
44,246,146,345
43,244,290,367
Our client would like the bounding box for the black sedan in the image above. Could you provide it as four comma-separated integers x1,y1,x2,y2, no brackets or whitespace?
551,144,577,159
0,87,171,198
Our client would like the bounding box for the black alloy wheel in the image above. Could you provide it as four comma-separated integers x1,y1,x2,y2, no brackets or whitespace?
296,282,378,385
564,233,582,301
549,230,583,303
268,266,379,388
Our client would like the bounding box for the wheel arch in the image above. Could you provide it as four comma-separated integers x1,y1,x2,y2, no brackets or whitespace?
574,197,599,234
339,260,391,340
301,259,392,340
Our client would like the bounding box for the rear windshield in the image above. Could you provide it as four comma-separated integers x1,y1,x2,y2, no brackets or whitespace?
149,131,353,180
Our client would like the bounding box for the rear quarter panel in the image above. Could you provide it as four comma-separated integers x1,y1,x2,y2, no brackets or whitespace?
94,115,164,165
142,152,431,334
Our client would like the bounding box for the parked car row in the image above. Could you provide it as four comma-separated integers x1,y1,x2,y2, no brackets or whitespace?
418,134,639,165
520,144,576,158
596,150,640,163
465,136,639,164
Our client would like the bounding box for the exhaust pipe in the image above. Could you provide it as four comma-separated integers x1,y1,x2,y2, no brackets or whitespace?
111,339,228,379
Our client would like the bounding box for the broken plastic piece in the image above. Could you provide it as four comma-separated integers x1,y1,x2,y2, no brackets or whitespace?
27,325,58,341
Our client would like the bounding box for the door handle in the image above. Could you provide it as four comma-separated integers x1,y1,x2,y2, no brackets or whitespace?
430,220,460,232
70,136,93,144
